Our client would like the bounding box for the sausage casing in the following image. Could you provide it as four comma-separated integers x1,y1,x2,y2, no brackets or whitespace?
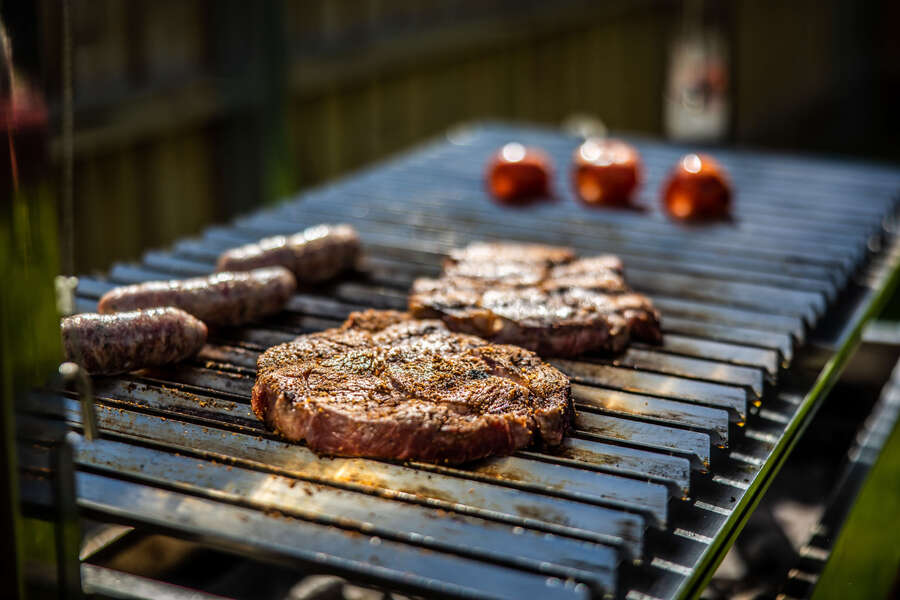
215,224,360,282
98,266,296,326
62,307,207,375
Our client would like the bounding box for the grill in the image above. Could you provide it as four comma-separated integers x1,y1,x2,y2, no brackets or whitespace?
17,123,900,599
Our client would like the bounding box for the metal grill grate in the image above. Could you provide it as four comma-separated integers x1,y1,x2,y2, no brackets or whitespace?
18,123,900,599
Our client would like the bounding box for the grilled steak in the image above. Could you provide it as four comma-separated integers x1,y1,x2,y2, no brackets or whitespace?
448,241,577,267
98,267,296,327
216,224,360,282
409,242,661,357
62,307,207,375
252,310,574,464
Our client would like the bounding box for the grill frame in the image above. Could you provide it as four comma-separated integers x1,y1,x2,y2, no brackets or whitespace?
18,122,900,599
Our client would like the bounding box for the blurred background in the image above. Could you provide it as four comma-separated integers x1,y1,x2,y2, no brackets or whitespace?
2,0,899,273
2,3,900,600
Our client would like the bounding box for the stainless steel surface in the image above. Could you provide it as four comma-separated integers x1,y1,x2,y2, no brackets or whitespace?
76,471,592,599
551,360,748,424
58,362,97,442
572,384,730,449
79,524,134,561
81,563,231,600
24,393,647,558
74,436,618,591
23,124,900,599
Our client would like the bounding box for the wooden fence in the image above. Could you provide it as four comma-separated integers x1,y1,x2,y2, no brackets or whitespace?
32,0,862,272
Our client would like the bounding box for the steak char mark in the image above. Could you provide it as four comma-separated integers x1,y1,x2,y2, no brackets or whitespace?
409,242,662,357
252,310,574,464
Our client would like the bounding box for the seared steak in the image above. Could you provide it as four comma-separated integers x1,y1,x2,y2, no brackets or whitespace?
409,242,661,357
252,310,574,464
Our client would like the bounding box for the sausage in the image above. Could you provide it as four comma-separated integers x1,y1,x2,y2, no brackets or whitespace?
61,307,207,375
98,266,296,326
215,224,360,282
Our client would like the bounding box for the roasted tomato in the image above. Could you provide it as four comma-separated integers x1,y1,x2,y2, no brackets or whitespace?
572,138,641,206
486,143,552,203
662,153,732,221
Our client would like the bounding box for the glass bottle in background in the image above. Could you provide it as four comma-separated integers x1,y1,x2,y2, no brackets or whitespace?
664,0,731,143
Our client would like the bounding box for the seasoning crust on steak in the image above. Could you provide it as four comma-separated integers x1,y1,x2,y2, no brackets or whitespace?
409,242,662,357
252,310,574,464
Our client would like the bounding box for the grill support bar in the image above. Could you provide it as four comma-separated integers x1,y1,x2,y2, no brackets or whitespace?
676,239,900,599
38,123,900,599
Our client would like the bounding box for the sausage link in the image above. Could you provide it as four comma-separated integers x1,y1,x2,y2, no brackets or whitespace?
62,307,207,375
216,224,360,282
98,267,296,326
